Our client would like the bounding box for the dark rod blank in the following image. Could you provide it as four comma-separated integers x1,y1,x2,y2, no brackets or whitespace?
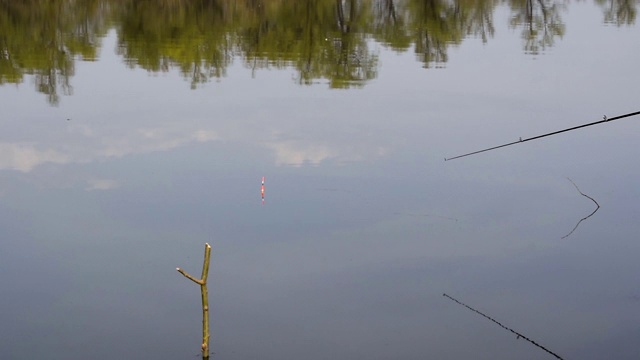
444,110,640,161
443,293,564,359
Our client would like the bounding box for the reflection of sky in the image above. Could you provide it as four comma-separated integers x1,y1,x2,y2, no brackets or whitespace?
1,3,640,360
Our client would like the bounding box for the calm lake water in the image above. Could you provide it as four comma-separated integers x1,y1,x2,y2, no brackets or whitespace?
1,1,640,359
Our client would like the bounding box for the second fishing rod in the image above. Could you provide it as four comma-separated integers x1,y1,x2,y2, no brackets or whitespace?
445,110,640,161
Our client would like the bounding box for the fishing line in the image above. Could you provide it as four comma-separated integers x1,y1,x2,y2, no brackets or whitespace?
561,177,600,239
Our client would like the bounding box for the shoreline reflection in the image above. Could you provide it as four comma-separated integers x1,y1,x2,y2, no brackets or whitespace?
1,0,637,105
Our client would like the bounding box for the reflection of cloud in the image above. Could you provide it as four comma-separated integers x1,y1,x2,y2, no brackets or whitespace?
85,179,119,191
1,127,386,172
0,143,70,172
193,130,218,142
101,128,219,158
266,140,387,166
267,141,335,166
0,129,219,173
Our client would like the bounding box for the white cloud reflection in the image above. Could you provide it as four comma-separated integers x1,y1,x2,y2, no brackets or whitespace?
0,116,388,173
0,128,219,173
266,137,389,167
267,141,336,166
99,128,219,158
0,143,71,172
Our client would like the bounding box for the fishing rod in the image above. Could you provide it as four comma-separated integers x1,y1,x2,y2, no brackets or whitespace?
444,110,640,161
443,293,565,360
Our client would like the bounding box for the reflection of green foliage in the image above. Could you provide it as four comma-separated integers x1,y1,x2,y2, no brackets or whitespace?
595,0,637,25
507,0,566,55
236,0,378,88
406,0,460,66
115,0,233,89
458,0,498,43
371,0,413,51
3,0,633,104
2,0,503,97
0,0,108,105
392,0,499,67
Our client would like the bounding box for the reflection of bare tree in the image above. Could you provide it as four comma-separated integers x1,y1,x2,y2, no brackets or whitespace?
595,0,637,25
508,0,565,55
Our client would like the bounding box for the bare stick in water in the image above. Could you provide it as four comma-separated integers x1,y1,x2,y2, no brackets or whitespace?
177,243,212,359
562,178,600,239
443,293,564,359
445,110,640,161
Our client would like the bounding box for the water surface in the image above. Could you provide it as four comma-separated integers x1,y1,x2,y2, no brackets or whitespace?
1,1,640,359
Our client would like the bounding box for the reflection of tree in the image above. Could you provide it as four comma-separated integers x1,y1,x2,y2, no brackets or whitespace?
595,0,637,25
0,0,108,105
114,0,379,88
402,0,499,68
371,0,413,51
115,0,233,89
237,0,378,88
4,0,631,104
406,0,459,67
370,0,499,67
458,0,498,43
507,0,565,55
323,0,378,88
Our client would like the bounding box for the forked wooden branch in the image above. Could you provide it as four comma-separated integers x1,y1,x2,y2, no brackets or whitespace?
176,268,205,285
177,243,212,359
